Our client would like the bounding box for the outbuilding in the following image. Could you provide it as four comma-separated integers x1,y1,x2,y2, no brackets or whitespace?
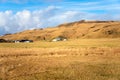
0,39,7,43
14,40,33,43
52,36,67,42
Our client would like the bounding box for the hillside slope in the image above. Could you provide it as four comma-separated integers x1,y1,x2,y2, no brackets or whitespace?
0,21,120,41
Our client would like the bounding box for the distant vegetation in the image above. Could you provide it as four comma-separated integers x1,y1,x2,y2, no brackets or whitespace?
0,39,33,43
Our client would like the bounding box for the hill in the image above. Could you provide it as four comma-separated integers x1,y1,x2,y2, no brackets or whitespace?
0,20,120,41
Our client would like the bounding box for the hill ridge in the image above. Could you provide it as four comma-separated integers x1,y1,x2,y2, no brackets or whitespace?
0,20,120,41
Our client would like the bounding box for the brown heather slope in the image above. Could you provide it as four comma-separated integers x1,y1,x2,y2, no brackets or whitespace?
0,21,120,41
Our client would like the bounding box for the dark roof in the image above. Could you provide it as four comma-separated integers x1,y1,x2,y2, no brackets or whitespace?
19,40,33,42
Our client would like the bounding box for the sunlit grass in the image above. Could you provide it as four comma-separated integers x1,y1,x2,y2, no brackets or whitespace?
0,38,120,80
0,38,120,48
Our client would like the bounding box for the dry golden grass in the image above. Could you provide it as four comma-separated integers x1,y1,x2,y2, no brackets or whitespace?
0,21,120,40
0,39,120,80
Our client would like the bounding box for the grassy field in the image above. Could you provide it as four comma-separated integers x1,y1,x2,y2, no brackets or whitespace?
0,38,120,80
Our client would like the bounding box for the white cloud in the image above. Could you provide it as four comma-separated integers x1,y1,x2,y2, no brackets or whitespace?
48,11,84,25
0,6,61,34
0,6,120,35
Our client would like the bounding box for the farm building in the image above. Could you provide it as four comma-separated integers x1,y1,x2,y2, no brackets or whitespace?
14,40,33,43
52,36,67,42
0,39,7,43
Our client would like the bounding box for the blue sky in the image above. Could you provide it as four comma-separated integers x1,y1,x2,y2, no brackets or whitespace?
0,0,120,12
0,0,120,35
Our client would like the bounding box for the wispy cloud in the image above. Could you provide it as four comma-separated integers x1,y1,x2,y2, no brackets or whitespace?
0,5,120,35
0,0,120,35
0,0,63,3
58,0,120,12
